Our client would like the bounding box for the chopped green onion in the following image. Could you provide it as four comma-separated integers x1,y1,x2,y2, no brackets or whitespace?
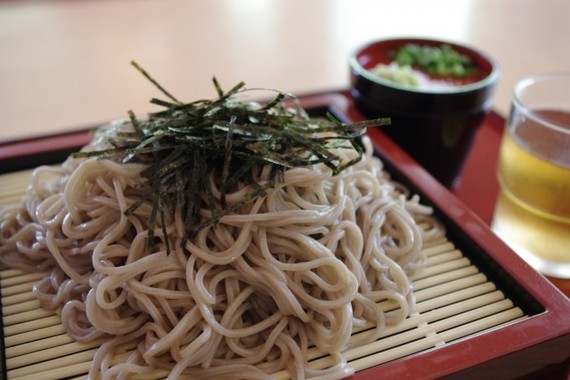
391,43,478,77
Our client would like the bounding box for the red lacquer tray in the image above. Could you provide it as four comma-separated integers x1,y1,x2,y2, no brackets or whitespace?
304,92,570,380
0,91,569,380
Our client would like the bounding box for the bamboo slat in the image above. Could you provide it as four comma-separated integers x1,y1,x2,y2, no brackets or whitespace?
0,169,529,379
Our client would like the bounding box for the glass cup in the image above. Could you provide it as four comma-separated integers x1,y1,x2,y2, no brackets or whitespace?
491,73,570,279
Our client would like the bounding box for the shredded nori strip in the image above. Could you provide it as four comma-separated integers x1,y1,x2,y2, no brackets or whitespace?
73,61,390,249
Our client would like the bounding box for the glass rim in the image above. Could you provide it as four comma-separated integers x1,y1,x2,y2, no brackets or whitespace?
513,72,570,135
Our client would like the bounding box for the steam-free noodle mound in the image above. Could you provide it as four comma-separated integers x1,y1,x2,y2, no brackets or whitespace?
0,72,442,379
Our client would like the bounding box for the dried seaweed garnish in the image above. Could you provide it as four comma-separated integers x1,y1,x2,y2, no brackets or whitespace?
73,61,390,249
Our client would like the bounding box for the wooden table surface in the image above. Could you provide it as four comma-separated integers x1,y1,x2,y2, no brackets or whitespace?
0,0,569,142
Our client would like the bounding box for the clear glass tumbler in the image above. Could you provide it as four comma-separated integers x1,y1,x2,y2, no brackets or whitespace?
491,73,570,279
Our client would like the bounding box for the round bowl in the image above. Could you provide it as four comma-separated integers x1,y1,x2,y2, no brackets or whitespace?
349,37,500,115
348,37,500,187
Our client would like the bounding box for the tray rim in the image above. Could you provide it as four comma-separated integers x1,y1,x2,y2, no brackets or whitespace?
312,91,570,379
316,93,570,378
0,90,569,379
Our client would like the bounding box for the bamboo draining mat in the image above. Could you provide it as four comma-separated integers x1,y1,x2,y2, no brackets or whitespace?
0,169,528,380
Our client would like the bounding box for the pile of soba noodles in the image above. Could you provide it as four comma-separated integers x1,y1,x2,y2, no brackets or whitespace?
0,70,442,379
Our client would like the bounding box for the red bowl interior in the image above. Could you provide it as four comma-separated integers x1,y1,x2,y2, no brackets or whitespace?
355,37,495,86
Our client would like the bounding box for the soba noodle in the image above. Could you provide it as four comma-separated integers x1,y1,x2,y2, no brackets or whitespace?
0,119,442,379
